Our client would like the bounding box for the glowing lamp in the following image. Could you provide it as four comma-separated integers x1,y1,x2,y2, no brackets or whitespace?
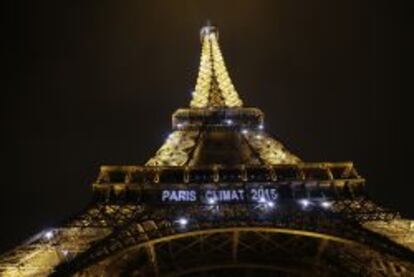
225,119,233,125
207,198,217,205
299,199,310,208
177,218,188,227
44,231,54,240
321,201,332,209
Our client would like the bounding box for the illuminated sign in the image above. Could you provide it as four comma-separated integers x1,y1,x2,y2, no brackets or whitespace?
161,190,197,202
204,189,245,202
160,187,277,203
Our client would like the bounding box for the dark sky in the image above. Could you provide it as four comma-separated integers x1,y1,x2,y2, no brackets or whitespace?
1,0,410,252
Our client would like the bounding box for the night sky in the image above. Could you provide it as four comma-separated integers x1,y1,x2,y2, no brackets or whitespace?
1,1,410,252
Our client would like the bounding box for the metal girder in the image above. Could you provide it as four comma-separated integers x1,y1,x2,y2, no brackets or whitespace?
48,201,414,276
145,243,159,277
232,231,239,263
73,227,414,276
163,263,306,277
63,203,145,228
104,228,342,276
1,195,409,276
51,223,414,276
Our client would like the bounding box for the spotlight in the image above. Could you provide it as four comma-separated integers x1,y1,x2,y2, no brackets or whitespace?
241,129,249,135
207,198,217,205
225,119,233,125
177,218,188,227
321,201,332,209
258,124,264,130
255,135,262,139
266,201,275,208
299,199,310,208
258,197,266,203
44,230,54,240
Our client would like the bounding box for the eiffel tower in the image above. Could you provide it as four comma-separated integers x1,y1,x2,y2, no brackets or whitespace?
1,24,414,277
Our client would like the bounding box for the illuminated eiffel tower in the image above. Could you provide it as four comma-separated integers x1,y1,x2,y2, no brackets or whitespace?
1,24,414,277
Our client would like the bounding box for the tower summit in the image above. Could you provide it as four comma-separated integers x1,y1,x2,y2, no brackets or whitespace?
147,24,300,167
1,25,414,276
191,24,242,108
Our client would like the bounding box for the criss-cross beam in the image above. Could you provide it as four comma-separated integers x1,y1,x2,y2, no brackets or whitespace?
50,206,414,276
139,229,414,276
51,224,414,276
111,228,348,276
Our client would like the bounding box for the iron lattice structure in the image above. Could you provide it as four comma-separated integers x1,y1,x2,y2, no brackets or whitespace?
1,25,414,277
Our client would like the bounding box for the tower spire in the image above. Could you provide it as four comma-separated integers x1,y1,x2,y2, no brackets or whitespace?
199,20,217,41
190,24,243,108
